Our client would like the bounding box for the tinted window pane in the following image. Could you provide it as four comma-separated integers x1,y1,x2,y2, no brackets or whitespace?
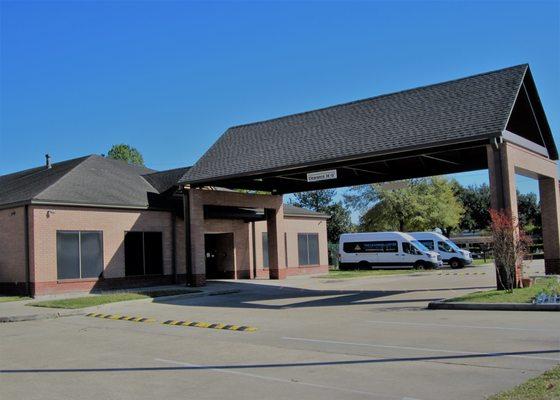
81,232,103,278
298,234,308,265
125,232,144,276
262,232,269,269
308,234,319,265
144,232,163,275
57,232,80,279
343,241,397,253
419,240,434,250
384,241,398,253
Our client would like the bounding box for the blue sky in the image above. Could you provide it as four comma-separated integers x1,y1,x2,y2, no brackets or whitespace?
1,0,558,200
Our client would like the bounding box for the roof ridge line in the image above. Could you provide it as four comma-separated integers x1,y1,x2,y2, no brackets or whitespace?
227,63,529,130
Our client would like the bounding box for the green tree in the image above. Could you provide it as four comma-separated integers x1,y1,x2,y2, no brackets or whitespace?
518,192,541,234
107,144,145,166
347,178,463,234
291,189,354,243
453,182,491,232
291,189,337,211
323,202,355,243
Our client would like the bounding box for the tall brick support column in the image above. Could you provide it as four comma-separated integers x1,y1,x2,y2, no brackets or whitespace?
185,189,206,287
487,144,519,290
487,144,518,217
266,206,286,279
539,177,560,274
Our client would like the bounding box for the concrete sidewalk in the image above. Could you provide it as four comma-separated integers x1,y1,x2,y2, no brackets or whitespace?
0,282,240,323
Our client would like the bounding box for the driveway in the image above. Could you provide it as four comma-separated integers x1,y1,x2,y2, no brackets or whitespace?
1,261,558,400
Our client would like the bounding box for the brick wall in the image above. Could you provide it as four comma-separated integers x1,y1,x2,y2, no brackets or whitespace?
253,215,329,276
0,207,28,293
30,205,175,295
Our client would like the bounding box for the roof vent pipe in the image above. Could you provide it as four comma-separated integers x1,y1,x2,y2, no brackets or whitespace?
45,154,52,169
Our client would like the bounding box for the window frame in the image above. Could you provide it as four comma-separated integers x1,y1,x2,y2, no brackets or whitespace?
124,231,164,277
297,233,320,266
56,230,104,281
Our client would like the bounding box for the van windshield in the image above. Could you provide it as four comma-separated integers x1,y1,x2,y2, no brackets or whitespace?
411,240,429,252
445,240,462,252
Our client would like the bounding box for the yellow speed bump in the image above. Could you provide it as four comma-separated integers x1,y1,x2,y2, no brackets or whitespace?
162,320,257,332
86,313,156,323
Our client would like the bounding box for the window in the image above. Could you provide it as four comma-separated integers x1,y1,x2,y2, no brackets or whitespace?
298,233,320,266
262,232,269,269
438,240,455,253
403,242,421,255
419,240,435,251
57,231,103,280
343,241,398,253
125,231,163,276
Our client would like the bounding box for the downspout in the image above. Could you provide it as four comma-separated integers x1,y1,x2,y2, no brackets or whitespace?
24,205,31,296
171,212,177,284
183,187,193,286
251,221,257,279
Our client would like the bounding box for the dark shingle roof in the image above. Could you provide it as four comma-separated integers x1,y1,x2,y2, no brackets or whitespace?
182,64,529,184
0,155,160,209
143,167,191,193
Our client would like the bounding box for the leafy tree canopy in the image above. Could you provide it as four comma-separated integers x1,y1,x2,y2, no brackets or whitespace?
346,177,463,234
107,144,145,166
291,189,354,243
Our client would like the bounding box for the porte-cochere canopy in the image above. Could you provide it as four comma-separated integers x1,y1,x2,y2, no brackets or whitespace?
181,64,556,194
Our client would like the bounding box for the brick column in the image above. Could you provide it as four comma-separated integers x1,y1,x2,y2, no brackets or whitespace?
266,206,286,279
539,177,560,274
487,144,518,217
188,189,206,286
487,143,519,290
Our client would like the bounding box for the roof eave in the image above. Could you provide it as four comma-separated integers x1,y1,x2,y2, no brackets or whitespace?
182,133,499,186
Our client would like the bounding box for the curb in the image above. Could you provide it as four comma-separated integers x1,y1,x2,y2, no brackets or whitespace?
0,310,86,323
428,301,560,311
0,289,241,323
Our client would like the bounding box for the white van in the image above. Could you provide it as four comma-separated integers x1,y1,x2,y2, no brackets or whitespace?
338,232,442,270
409,232,472,269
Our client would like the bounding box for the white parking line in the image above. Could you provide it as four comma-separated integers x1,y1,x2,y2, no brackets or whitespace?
282,337,560,361
365,320,557,333
155,358,418,399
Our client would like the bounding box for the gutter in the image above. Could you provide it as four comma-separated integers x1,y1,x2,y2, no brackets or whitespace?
24,205,31,296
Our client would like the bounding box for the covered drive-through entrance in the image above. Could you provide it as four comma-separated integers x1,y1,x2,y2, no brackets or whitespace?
179,64,559,287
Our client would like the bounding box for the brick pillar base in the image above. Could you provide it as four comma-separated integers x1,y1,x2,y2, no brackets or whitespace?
269,269,287,280
544,259,560,275
189,274,206,287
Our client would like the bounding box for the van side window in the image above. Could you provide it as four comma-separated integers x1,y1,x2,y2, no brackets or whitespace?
343,241,398,253
419,240,434,251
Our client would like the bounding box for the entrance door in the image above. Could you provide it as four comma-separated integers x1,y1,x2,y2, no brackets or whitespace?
204,233,234,279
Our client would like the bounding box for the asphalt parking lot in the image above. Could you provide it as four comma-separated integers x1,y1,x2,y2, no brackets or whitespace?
1,262,559,400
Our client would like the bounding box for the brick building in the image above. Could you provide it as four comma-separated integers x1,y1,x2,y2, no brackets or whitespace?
0,156,329,296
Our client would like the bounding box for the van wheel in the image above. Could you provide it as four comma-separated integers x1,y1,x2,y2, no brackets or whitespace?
413,261,426,270
358,261,369,270
450,259,464,269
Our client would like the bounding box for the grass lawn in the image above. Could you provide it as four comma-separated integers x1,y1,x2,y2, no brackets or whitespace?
472,258,494,266
28,288,201,309
318,269,418,279
488,365,560,400
446,277,558,304
0,296,30,303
